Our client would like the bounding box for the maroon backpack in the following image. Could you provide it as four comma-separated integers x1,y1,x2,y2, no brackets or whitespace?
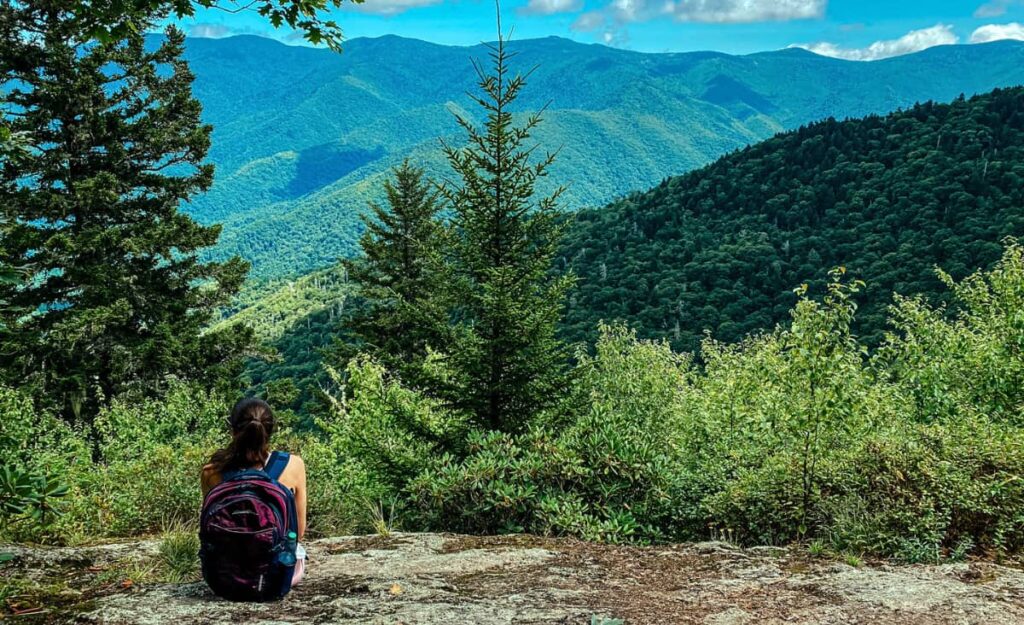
199,451,299,602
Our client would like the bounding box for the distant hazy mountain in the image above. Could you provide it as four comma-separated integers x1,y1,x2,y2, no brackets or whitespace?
174,34,1024,281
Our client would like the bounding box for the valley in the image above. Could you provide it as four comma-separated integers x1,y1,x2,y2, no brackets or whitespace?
178,35,1024,283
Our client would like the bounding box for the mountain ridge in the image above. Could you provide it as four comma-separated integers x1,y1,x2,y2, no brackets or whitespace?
228,86,1024,413
172,33,1024,281
176,31,1024,62
559,86,1024,352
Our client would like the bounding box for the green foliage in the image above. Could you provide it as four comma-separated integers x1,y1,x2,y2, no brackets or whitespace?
324,328,683,538
0,218,26,321
60,0,356,51
2,11,1024,563
0,382,221,543
0,387,80,532
214,266,350,346
213,265,350,415
0,379,370,543
233,86,1024,417
320,35,578,530
561,87,1024,354
807,539,826,557
0,466,67,524
878,239,1024,424
320,358,459,492
158,526,201,583
0,8,252,423
4,243,1024,560
429,33,574,433
322,241,1024,558
334,160,447,387
291,431,375,536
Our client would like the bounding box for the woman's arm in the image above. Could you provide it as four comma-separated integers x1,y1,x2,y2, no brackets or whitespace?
292,455,308,540
200,465,215,497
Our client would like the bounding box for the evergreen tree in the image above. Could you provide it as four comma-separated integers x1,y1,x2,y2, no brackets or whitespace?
0,4,252,422
433,25,573,433
338,160,446,385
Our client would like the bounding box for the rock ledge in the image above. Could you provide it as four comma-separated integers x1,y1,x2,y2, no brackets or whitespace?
5,533,1024,624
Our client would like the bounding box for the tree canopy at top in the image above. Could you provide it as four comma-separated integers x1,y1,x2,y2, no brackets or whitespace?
19,0,359,50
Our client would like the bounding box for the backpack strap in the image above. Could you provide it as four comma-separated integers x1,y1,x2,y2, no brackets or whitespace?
264,451,290,481
217,467,262,483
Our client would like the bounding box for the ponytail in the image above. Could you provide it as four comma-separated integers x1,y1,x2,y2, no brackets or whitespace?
210,398,275,473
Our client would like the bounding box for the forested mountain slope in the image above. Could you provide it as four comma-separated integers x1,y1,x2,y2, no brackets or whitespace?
560,87,1024,352
211,266,349,412
175,35,1024,281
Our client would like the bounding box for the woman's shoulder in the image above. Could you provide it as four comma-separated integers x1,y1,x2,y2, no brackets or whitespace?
283,452,305,471
279,452,306,484
200,463,220,493
272,450,302,463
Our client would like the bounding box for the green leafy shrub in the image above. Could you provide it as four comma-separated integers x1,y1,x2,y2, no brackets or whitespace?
282,432,372,537
0,383,229,543
48,384,228,541
0,466,67,525
0,386,81,539
0,376,378,543
822,419,1024,557
325,241,1024,557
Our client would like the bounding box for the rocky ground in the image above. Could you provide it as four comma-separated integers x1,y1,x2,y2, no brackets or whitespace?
3,533,1024,624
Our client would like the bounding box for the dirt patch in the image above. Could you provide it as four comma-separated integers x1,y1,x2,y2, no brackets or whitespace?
439,533,566,553
319,534,409,554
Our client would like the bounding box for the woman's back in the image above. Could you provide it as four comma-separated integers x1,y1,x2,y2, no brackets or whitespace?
200,399,310,596
201,453,308,539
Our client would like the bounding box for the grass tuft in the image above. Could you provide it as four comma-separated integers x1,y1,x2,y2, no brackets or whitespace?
157,524,200,583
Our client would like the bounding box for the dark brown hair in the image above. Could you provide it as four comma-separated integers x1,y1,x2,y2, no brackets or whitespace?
209,398,275,473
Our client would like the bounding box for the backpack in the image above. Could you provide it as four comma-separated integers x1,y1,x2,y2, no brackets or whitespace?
199,451,299,602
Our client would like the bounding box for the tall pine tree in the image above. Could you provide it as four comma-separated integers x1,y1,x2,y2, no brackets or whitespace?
434,22,573,433
0,4,251,422
337,160,447,385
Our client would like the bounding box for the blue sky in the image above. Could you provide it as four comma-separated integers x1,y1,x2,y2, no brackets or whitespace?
174,0,1024,57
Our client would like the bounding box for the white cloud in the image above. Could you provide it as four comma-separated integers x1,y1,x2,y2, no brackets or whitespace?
575,0,824,47
971,22,1024,43
188,23,236,39
570,11,607,31
608,0,655,22
668,0,825,23
974,0,1014,18
346,0,442,16
599,0,824,24
794,24,959,61
187,22,274,39
519,0,583,16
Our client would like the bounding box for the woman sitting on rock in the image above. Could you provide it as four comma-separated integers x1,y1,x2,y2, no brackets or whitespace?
200,398,308,599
